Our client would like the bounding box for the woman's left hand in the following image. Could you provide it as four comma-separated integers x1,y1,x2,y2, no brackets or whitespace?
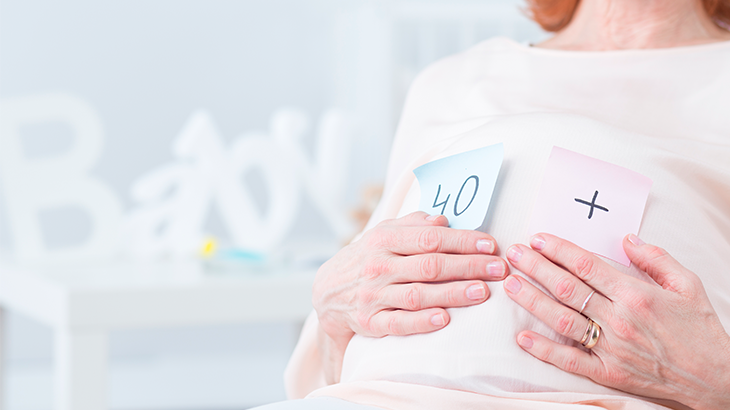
503,233,730,410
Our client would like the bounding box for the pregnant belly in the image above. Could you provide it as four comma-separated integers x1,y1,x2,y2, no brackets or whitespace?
339,113,730,399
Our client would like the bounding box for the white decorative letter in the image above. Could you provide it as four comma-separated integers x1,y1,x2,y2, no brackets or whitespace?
0,94,123,262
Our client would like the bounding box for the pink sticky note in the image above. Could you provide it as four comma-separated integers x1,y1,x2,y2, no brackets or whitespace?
528,147,652,266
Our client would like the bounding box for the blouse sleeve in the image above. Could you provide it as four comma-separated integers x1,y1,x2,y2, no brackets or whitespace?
284,310,326,399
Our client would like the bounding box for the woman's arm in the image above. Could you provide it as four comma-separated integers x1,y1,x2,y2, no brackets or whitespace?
504,233,730,409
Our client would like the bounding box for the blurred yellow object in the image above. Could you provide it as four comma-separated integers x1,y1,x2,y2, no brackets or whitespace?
201,237,218,258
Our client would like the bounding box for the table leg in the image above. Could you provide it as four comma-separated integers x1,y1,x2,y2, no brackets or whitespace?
54,329,108,410
0,306,6,410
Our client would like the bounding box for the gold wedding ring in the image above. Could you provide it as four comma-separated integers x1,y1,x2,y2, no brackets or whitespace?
580,319,601,349
579,290,596,314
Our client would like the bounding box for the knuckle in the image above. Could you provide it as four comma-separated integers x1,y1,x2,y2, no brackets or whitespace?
637,245,669,271
646,245,669,261
356,312,374,334
573,255,597,281
446,285,463,306
554,277,578,304
362,257,390,280
521,251,541,274
364,229,385,248
403,285,422,311
611,316,637,341
465,256,483,277
623,291,653,313
386,315,404,335
523,290,541,313
603,369,630,387
550,240,569,261
541,343,557,363
417,228,442,254
408,211,425,219
355,286,376,307
555,312,577,336
419,255,443,281
560,352,583,374
684,272,704,294
368,227,399,250
453,233,471,252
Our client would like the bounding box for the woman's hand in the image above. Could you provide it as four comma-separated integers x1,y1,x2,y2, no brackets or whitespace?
503,233,730,410
313,211,509,383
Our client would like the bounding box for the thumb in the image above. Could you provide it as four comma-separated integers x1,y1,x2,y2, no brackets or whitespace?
624,234,689,292
388,211,450,228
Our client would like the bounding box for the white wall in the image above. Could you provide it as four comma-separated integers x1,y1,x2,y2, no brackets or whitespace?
0,1,546,408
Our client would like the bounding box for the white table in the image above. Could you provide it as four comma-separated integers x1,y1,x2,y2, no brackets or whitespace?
0,259,317,410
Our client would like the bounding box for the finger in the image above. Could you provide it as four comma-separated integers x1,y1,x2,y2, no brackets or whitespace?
381,280,491,311
504,275,594,342
523,234,638,299
623,234,690,292
516,330,602,380
505,244,610,318
380,225,498,256
382,211,450,228
392,253,508,283
367,307,449,337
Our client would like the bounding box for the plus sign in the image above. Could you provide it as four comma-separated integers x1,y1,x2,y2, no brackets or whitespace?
574,190,609,219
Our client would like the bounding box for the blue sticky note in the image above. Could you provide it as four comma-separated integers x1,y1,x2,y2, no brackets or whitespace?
413,143,504,230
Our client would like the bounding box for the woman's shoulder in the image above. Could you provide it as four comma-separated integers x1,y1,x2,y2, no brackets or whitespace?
410,36,518,91
400,37,518,126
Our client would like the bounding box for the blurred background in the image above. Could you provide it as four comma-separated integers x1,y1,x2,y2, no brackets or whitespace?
0,0,546,409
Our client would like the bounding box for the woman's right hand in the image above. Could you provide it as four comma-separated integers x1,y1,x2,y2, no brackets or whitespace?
312,211,509,382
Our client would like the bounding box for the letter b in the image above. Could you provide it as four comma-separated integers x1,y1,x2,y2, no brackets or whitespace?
0,94,122,262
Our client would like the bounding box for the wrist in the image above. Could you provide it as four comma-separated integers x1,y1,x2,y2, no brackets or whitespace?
692,393,730,410
685,336,730,410
691,376,730,410
317,323,352,385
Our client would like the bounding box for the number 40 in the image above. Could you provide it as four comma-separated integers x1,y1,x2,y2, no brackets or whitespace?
432,175,480,216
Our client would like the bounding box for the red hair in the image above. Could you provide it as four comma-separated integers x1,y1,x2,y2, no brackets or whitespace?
526,0,730,32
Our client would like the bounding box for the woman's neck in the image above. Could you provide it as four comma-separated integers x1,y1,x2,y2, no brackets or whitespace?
538,0,730,50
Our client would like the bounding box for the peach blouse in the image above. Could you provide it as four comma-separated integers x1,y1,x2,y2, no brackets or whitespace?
285,37,730,410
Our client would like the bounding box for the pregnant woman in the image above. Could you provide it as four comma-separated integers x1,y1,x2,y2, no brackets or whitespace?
276,0,730,409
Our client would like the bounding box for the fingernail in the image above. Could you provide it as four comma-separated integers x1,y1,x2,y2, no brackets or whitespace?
466,284,486,300
487,261,505,278
628,234,645,246
531,235,546,251
426,214,440,221
518,335,534,349
431,313,445,326
504,276,522,294
476,239,494,254
507,246,523,263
